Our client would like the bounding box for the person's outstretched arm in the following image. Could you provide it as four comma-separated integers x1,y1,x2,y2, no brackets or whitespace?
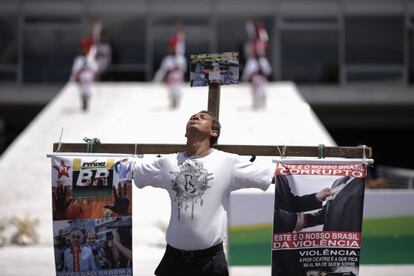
112,230,132,260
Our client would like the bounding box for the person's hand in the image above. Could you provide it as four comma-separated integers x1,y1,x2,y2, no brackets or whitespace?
112,230,121,243
294,212,305,232
111,229,132,260
106,239,113,248
315,187,334,202
53,184,73,215
104,182,129,215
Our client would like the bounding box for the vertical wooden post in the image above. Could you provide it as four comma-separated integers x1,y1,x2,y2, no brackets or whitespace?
208,83,221,120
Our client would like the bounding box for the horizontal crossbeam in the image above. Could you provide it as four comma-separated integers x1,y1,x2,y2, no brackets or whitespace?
53,143,372,159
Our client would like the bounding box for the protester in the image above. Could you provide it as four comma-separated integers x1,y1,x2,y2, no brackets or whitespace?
133,110,275,276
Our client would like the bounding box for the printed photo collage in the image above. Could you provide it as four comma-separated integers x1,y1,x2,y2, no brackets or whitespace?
51,156,133,275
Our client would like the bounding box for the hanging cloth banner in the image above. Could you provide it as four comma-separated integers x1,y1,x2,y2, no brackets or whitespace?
272,159,367,276
50,154,133,275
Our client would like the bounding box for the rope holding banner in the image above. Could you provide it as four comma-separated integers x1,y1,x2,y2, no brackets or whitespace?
359,144,370,165
276,145,287,159
56,127,64,152
362,144,367,162
83,137,101,153
318,144,325,159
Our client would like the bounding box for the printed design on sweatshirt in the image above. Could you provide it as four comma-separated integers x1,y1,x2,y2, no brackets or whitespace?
170,161,213,220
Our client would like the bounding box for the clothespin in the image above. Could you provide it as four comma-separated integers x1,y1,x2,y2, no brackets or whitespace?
318,144,325,159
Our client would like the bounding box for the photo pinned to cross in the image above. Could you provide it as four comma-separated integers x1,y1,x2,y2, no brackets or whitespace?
190,52,239,87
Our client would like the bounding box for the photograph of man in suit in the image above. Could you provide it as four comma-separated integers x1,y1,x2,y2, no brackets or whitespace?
296,176,365,232
273,174,334,233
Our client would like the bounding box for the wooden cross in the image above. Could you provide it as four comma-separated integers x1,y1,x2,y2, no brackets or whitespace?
208,83,221,120
53,84,372,159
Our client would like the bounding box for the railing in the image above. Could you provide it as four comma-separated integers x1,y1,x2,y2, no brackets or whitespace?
376,165,414,189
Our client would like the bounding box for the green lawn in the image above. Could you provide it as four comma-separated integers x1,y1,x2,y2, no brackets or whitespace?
229,216,414,265
360,216,414,264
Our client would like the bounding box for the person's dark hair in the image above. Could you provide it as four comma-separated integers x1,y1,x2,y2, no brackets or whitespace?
199,110,221,146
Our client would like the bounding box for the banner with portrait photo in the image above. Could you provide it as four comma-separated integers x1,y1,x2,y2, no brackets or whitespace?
51,154,133,275
272,159,367,276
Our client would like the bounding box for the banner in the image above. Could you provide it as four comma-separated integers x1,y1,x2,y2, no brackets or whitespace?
272,160,367,276
51,155,133,275
190,52,239,87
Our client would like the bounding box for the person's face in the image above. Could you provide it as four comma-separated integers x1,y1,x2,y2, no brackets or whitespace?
71,230,83,246
86,232,96,245
186,112,218,139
